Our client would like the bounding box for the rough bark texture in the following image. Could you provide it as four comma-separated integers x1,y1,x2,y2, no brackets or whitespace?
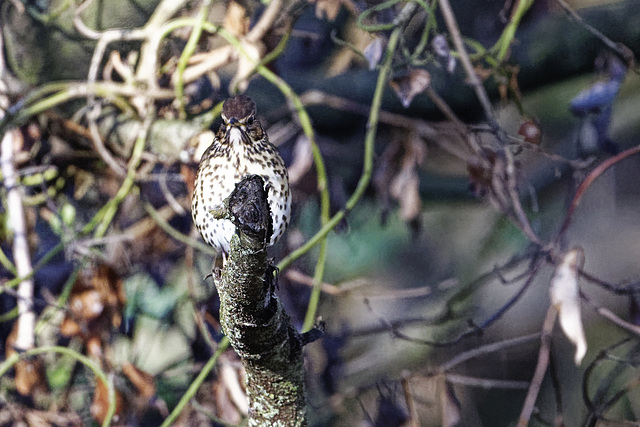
215,175,306,427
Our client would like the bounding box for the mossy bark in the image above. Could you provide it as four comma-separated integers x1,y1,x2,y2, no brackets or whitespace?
215,175,306,427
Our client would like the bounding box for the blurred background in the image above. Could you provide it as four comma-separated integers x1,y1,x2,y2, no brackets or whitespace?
1,0,640,425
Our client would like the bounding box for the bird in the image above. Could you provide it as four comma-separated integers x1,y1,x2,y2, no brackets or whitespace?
191,95,291,257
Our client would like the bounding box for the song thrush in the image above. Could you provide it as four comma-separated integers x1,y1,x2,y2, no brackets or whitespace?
192,95,291,255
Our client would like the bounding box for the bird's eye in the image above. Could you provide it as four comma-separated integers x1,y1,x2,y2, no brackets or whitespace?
247,116,255,126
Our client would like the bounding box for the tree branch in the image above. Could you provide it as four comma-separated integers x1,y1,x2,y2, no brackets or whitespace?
215,175,316,426
0,129,35,352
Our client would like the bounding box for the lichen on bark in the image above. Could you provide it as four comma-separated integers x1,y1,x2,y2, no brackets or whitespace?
214,174,307,426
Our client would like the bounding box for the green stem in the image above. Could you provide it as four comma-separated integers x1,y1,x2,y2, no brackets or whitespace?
0,346,115,427
0,81,151,133
85,115,151,238
278,23,401,272
491,0,535,62
0,240,65,295
35,264,83,335
0,245,16,275
302,237,327,331
357,0,404,31
174,0,213,118
161,336,230,427
0,307,19,322
143,201,216,255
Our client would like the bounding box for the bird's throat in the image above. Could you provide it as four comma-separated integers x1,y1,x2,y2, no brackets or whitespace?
228,127,245,148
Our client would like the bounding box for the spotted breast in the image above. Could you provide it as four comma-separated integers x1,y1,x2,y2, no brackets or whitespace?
191,95,291,255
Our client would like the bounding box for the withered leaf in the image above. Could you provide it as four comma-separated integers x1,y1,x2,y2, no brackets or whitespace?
122,362,156,400
375,134,426,226
223,1,250,37
60,264,125,342
363,37,385,71
91,378,125,426
310,0,342,21
86,336,103,360
390,69,430,108
69,290,104,321
550,247,587,365
15,358,48,397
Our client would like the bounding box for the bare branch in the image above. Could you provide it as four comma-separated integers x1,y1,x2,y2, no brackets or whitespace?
0,129,35,351
518,305,557,427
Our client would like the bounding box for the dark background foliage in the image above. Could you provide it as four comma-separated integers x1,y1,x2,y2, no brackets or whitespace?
1,0,640,425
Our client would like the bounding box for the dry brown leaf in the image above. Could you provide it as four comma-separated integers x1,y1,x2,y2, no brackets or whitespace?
374,134,426,225
508,66,522,101
6,320,47,401
15,358,48,397
5,319,18,359
210,352,247,424
181,162,198,197
390,169,421,222
473,65,493,81
223,1,250,37
467,147,500,199
86,335,103,359
69,290,104,321
213,380,243,424
93,264,125,329
390,69,431,108
122,362,156,400
91,378,125,426
94,264,126,306
60,264,125,348
59,317,81,337
219,358,248,415
310,0,342,21
550,247,587,365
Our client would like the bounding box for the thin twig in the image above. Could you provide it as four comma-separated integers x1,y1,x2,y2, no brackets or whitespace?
296,90,438,140
438,0,498,131
142,201,216,255
160,337,230,426
83,110,154,238
446,374,530,389
554,0,636,66
0,346,117,427
580,273,640,296
581,290,640,337
558,144,640,238
402,376,420,427
285,269,342,295
504,148,541,245
434,333,540,373
245,0,283,43
518,305,557,427
475,255,544,331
